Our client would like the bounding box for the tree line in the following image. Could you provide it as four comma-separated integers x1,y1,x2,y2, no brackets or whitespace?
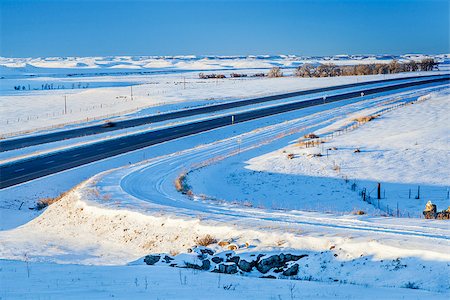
294,58,437,78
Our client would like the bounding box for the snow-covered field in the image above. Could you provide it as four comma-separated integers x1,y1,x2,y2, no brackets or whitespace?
1,55,449,299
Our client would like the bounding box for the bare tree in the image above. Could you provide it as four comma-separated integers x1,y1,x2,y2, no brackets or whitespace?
388,60,401,74
295,64,314,77
268,67,283,78
419,58,437,71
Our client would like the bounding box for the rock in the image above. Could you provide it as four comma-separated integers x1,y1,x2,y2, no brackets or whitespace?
218,241,230,247
437,206,450,220
197,254,207,260
224,251,235,257
273,267,284,273
256,255,283,273
256,254,265,261
211,256,223,264
201,259,211,270
260,275,276,279
162,255,174,263
200,248,215,256
184,259,211,271
256,254,307,274
227,255,240,264
227,244,239,251
211,257,224,264
423,201,437,219
144,255,161,265
213,263,238,274
282,264,299,276
437,210,450,220
237,259,254,272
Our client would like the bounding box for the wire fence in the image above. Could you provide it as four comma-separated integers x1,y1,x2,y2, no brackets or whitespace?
300,92,447,217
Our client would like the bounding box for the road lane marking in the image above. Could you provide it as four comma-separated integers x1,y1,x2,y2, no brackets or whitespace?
44,160,55,164
14,168,25,172
72,154,81,157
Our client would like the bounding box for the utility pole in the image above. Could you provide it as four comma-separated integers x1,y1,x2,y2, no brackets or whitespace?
130,86,133,101
183,76,186,89
64,95,67,114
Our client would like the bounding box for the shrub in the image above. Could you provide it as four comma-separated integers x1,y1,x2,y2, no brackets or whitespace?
252,73,266,77
388,60,401,74
230,73,247,78
295,64,314,77
198,73,226,79
196,234,217,246
354,115,376,123
419,58,437,71
353,210,366,215
268,67,283,78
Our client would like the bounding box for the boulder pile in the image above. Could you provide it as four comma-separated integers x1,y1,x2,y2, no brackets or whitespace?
143,246,308,278
423,201,450,220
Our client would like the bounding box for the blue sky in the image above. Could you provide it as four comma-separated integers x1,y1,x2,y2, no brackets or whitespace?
1,0,448,57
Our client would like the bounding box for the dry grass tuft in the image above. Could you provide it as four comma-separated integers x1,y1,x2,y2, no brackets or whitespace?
353,210,366,215
354,115,378,123
304,133,319,139
196,234,217,246
174,172,193,196
36,190,71,210
332,164,341,172
218,240,230,247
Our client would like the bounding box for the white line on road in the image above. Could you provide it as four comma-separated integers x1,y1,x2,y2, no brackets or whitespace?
14,168,25,172
44,160,55,164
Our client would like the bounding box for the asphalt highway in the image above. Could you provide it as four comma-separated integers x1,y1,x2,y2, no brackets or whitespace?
0,75,449,189
1,73,448,152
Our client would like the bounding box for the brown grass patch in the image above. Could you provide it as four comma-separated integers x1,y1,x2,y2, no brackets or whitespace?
36,190,71,210
196,234,217,246
304,133,319,139
354,115,378,123
174,172,192,195
353,210,366,215
218,240,230,247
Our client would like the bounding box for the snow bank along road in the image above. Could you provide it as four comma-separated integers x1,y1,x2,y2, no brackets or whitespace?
1,73,447,151
1,75,449,189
